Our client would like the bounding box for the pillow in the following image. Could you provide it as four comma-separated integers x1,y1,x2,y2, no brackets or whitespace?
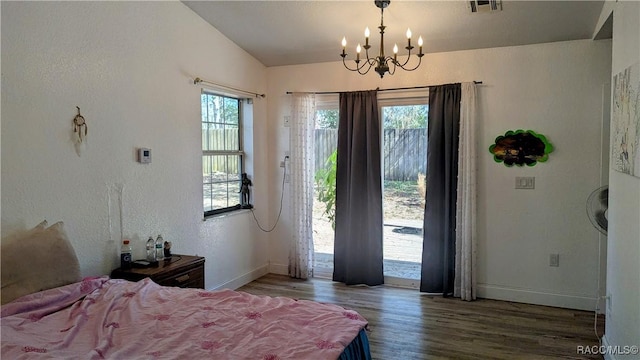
1,221,81,305
1,220,48,245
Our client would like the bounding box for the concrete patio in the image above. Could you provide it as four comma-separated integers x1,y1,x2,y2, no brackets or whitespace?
313,219,423,280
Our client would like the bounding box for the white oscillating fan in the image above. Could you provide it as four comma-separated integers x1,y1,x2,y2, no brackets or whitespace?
586,186,608,235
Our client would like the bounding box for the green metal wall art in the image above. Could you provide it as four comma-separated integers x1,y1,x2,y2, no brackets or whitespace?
489,130,554,167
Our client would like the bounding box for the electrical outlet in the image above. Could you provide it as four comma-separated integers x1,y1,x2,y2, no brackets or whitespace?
549,253,559,267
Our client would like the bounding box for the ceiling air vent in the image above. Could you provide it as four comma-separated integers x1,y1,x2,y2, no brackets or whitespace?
469,0,502,13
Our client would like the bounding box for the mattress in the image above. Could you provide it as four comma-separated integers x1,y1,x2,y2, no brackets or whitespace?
1,277,370,359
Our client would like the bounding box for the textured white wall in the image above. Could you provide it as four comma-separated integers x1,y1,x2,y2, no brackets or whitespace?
267,39,612,310
604,1,640,357
1,1,270,290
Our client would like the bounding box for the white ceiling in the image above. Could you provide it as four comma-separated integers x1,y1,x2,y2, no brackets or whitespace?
183,1,606,67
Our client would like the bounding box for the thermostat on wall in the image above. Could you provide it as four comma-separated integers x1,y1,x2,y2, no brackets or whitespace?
138,148,151,164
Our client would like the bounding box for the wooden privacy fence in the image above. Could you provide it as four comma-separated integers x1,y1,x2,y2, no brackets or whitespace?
314,129,338,173
383,128,427,181
314,128,427,181
202,128,241,175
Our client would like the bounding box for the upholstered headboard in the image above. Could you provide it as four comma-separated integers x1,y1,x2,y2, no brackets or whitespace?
1,221,81,305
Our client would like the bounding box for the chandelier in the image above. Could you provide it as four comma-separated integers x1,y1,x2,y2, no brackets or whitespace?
340,0,424,78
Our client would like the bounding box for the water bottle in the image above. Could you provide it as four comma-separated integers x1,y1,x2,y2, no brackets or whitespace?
146,236,156,262
155,235,164,261
120,239,132,269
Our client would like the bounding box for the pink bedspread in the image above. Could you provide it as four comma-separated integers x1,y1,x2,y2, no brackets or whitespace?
1,277,368,359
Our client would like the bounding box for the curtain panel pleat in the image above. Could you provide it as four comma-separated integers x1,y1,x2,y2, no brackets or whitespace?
289,93,316,280
454,82,478,300
420,84,461,295
333,90,384,286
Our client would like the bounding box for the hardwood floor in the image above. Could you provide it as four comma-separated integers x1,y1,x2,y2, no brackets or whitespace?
238,274,604,360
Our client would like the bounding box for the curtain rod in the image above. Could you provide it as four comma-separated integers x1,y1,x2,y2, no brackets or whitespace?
286,81,483,95
194,77,266,98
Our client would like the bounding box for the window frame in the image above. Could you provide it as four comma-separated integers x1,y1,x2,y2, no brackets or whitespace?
201,91,245,218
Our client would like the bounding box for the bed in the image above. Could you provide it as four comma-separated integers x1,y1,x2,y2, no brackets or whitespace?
1,221,371,359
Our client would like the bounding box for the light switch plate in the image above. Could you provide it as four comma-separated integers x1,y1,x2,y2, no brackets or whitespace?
549,253,559,267
515,176,535,189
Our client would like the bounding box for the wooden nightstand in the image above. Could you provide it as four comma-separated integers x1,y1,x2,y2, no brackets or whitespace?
111,254,205,289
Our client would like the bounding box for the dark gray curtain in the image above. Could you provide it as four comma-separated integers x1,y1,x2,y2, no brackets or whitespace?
333,90,384,286
420,83,461,295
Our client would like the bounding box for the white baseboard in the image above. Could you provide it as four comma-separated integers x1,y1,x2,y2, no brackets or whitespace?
477,284,597,311
269,262,288,275
209,264,269,291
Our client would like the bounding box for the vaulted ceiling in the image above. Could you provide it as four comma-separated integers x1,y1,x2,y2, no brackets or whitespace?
183,1,606,67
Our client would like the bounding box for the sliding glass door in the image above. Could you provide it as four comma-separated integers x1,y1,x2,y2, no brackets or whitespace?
311,94,428,286
380,102,428,286
313,107,338,278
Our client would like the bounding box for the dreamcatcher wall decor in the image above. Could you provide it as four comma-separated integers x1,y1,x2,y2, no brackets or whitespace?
73,106,88,142
73,106,88,156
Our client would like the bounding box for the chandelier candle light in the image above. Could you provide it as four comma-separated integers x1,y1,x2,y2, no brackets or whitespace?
340,0,424,78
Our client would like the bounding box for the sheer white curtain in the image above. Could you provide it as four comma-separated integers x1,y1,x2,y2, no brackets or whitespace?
289,93,316,279
454,82,478,300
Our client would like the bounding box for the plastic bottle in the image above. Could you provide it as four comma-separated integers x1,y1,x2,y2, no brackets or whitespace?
120,239,133,269
155,235,164,261
146,236,156,262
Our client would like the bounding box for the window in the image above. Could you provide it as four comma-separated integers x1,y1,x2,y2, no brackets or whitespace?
201,92,244,217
